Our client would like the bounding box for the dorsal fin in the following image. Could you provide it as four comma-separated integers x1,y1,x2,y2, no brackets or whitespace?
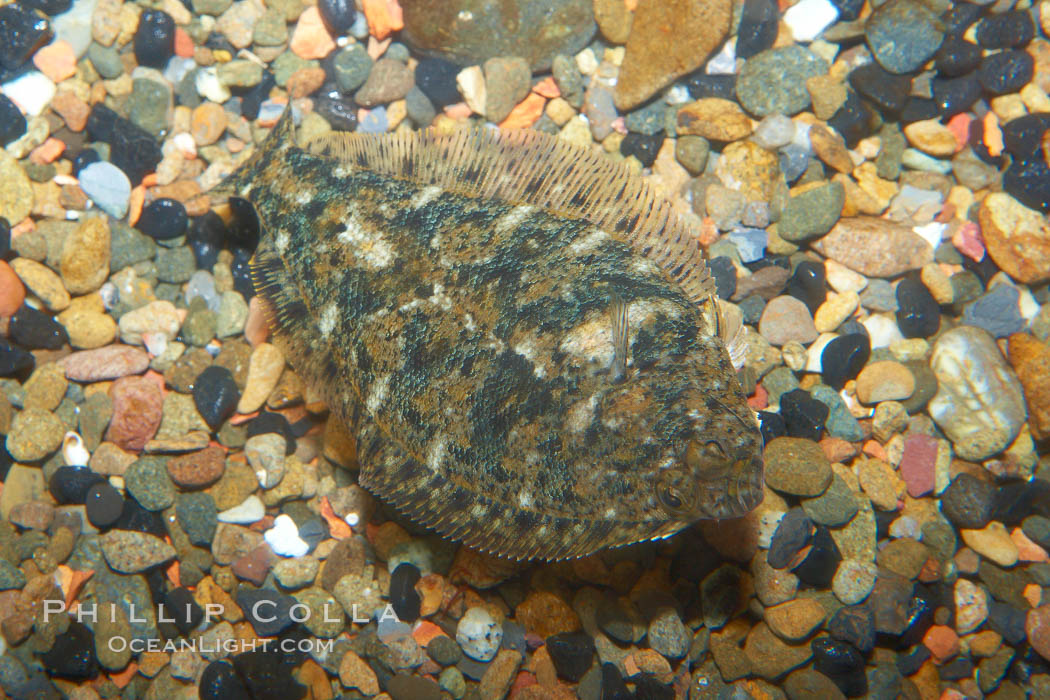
303,127,715,306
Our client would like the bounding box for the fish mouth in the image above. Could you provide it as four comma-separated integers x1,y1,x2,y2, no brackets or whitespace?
694,454,765,520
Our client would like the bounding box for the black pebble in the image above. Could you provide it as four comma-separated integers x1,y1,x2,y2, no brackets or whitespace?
932,75,983,119
992,477,1050,524
975,10,1034,49
0,3,52,71
232,645,308,700
780,388,828,442
236,588,297,637
735,0,778,60
0,94,27,147
546,631,595,682
1003,157,1050,213
116,496,168,536
10,306,68,350
313,91,358,132
600,662,632,700
895,277,940,338
620,132,663,168
899,97,940,124
199,661,251,700
133,9,175,69
137,198,188,240
767,507,813,569
22,0,70,15
71,148,100,176
848,63,911,114
942,2,984,36
414,58,462,108
812,637,866,696
896,644,930,676
792,525,840,587
785,260,826,314
50,466,106,504
939,656,974,681
187,211,226,270
247,411,296,454
85,482,124,529
0,216,9,256
193,365,240,430
977,50,1034,96
240,71,276,122
226,197,260,248
0,339,35,376
40,621,98,679
934,38,982,77
707,256,737,300
634,674,675,700
940,473,996,530
85,104,162,186
829,605,875,653
898,587,936,648
1002,113,1050,161
685,72,736,101
317,0,355,35
758,410,786,446
987,600,1027,645
231,246,255,300
294,517,327,553
389,563,422,622
827,91,875,148
829,0,863,21
165,586,204,634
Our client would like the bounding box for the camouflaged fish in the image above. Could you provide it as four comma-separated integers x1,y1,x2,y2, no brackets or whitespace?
212,108,764,561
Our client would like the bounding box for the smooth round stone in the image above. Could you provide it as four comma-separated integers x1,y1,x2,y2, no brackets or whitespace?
1002,114,1050,161
137,198,188,240
940,473,996,530
778,182,845,242
928,326,1026,460
619,132,663,168
832,560,877,606
855,360,914,404
864,0,944,74
934,38,981,77
736,45,829,116
456,607,502,662
317,0,356,35
0,94,27,147
977,50,1033,96
848,62,911,113
546,632,596,681
932,75,982,119
758,295,818,346
1003,158,1050,213
78,161,131,219
786,260,827,314
85,482,124,529
49,465,106,504
193,365,240,430
895,277,940,338
736,0,778,59
975,10,1034,49
40,622,98,679
134,9,175,69
780,388,829,441
962,284,1024,338
764,437,832,497
124,456,175,511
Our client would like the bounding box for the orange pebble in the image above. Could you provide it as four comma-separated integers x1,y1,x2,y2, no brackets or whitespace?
174,27,195,58
361,0,403,40
499,93,546,130
128,185,146,226
983,112,1003,157
411,621,446,647
0,260,26,317
289,6,337,60
531,77,560,98
946,113,971,150
29,137,65,165
32,39,77,82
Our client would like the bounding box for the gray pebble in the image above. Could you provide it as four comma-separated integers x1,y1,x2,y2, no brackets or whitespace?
865,0,944,74
333,44,373,94
962,284,1025,338
736,45,828,117
155,246,197,284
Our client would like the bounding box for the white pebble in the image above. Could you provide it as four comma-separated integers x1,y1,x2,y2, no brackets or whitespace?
456,607,503,662
783,0,839,42
218,495,265,524
51,0,98,57
264,514,310,557
705,38,737,75
912,221,948,249
825,259,868,295
195,67,231,104
861,313,904,349
805,333,838,373
78,161,131,219
2,71,57,116
62,432,90,467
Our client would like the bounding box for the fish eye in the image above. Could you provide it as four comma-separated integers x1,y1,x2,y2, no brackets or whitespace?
658,486,686,514
705,439,728,460
685,438,732,479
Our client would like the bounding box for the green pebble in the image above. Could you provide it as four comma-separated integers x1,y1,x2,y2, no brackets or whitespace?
125,456,175,511
778,181,845,242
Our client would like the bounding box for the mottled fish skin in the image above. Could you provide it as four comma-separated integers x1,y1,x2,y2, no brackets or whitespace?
216,110,764,561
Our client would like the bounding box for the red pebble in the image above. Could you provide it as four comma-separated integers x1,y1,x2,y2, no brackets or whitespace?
899,433,938,498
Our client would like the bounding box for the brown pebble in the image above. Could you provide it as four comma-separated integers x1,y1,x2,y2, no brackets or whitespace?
105,375,163,451
167,445,226,489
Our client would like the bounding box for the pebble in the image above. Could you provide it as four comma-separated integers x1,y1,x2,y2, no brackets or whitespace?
960,522,1019,568
134,9,175,69
217,494,264,523
60,345,149,381
237,342,284,413
1027,605,1050,662
814,217,934,278
855,360,914,404
105,375,162,451
954,577,989,636
6,407,65,461
778,181,845,242
676,98,752,142
962,284,1025,338
263,512,309,557
193,365,240,429
59,217,110,295
736,45,828,116
10,257,69,311
100,529,176,572
764,437,832,497
168,445,225,489
764,598,827,641
979,192,1050,284
456,606,503,662
978,50,1034,96
137,198,188,240
813,291,858,333
758,295,818,346
831,559,878,605
244,432,286,488
928,326,1026,461
10,305,69,349
864,0,944,74
85,481,124,528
